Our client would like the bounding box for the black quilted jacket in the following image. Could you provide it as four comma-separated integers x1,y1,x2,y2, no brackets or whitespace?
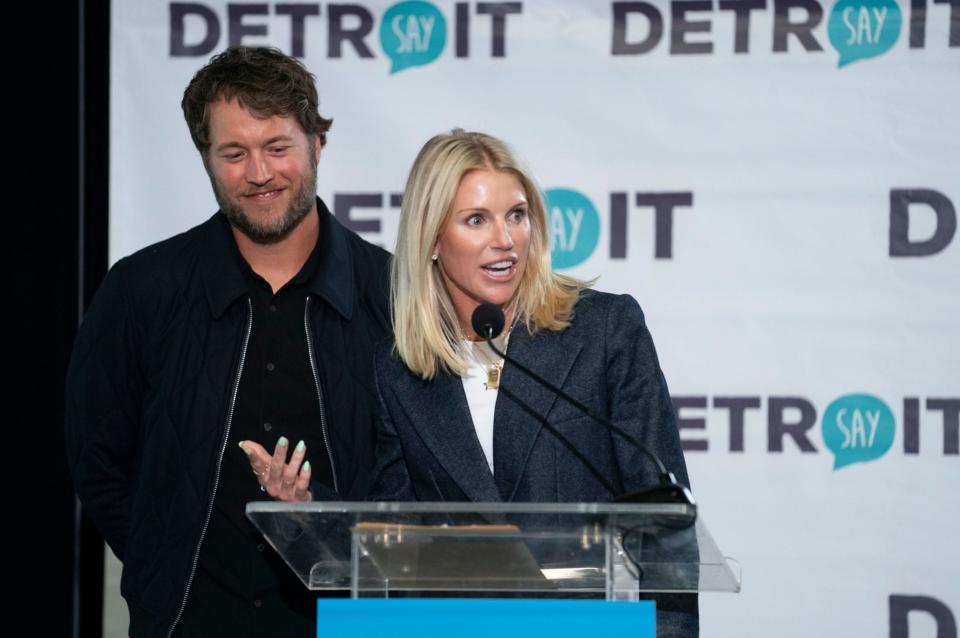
65,200,391,638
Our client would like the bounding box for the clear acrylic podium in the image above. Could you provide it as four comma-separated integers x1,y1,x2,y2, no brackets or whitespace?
246,501,740,600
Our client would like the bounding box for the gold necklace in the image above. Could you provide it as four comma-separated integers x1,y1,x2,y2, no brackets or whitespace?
464,309,512,390
485,359,504,390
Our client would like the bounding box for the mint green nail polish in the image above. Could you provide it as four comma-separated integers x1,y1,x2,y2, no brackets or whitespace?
295,440,306,453
303,461,311,472
278,436,288,447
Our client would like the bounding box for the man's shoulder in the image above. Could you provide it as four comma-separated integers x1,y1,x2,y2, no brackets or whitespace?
97,214,228,322
336,216,391,271
114,214,219,278
328,214,392,310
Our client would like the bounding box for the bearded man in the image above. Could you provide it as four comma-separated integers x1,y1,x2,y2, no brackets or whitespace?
65,47,391,638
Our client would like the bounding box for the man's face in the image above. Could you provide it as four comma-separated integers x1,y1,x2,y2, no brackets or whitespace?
204,98,320,244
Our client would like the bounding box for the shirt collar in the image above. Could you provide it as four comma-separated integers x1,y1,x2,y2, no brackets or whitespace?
201,197,354,320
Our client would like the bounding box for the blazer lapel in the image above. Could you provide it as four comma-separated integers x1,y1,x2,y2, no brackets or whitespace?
493,324,583,501
389,363,503,503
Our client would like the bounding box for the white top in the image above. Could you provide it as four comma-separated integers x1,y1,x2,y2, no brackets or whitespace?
459,336,508,474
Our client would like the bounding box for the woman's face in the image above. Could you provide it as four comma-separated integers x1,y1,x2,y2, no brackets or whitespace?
434,168,531,335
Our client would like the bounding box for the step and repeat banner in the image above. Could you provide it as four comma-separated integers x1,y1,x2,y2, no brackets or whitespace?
111,1,958,636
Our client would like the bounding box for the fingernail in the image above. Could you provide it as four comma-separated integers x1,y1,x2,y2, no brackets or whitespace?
278,436,288,448
302,461,311,473
295,440,306,453
238,442,250,455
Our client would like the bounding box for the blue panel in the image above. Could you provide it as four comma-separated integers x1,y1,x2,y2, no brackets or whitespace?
316,599,655,637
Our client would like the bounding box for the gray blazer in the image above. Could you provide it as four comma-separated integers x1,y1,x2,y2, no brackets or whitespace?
370,290,697,635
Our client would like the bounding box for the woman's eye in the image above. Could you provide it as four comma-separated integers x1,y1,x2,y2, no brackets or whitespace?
466,214,483,226
510,208,527,221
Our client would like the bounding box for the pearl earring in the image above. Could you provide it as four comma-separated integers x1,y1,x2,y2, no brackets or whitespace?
431,254,439,262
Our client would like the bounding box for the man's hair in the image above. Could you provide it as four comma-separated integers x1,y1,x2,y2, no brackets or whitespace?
181,47,332,153
392,129,591,380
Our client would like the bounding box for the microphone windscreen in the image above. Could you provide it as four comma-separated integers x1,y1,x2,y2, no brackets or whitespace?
471,303,505,339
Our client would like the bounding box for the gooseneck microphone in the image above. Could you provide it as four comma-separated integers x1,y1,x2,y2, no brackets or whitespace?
471,302,696,509
472,303,506,342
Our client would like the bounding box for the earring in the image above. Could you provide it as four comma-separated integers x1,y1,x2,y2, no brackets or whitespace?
431,253,439,262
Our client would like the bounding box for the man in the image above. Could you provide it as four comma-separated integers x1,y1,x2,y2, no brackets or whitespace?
65,47,391,638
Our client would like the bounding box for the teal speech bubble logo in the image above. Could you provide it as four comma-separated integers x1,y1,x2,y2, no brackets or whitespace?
828,0,901,68
380,1,446,74
822,394,895,470
544,188,600,269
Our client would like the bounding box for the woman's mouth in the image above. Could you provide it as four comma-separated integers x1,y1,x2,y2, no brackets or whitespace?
482,260,517,279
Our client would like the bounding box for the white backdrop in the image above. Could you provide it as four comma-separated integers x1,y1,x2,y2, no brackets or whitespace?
111,1,959,635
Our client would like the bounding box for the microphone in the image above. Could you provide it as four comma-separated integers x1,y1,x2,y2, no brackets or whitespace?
471,302,696,510
471,302,505,343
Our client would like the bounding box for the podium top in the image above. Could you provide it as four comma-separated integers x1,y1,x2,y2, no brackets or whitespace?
246,501,740,595
249,500,696,515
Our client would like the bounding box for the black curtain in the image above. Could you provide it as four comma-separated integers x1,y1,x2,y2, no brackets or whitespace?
11,1,109,636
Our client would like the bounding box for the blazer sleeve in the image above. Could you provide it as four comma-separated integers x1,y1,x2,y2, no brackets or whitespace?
603,294,691,491
367,343,417,502
64,258,144,560
602,294,699,638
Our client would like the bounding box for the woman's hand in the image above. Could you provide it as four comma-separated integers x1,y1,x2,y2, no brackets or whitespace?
239,437,313,502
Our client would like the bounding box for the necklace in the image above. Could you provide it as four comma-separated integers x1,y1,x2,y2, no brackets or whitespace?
485,359,504,390
462,330,509,391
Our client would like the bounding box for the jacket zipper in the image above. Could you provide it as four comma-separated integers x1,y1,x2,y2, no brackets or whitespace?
304,297,339,494
166,298,253,638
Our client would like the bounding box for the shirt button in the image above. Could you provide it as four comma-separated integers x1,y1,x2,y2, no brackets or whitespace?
269,304,277,313
266,362,275,372
263,422,273,432
253,599,262,608
257,543,265,552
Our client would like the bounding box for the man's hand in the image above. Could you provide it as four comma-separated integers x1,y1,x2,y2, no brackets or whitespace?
239,437,313,502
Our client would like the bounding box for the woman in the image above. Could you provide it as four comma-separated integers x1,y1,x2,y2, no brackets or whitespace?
370,129,696,634
373,128,689,502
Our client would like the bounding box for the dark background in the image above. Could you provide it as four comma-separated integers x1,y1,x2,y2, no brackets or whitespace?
12,2,109,636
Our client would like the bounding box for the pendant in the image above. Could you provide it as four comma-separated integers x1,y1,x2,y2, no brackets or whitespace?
485,361,503,390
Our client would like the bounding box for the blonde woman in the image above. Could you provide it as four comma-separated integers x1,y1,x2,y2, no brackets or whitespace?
371,129,696,634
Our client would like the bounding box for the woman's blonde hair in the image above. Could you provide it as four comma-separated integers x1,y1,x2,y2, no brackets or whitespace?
393,129,590,379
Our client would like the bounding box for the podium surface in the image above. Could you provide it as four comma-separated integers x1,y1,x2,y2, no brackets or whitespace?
247,501,740,600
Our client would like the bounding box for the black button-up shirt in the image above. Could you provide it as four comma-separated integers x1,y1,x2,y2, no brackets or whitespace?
180,216,338,638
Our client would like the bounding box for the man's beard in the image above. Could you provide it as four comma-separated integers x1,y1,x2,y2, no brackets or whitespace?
211,156,318,245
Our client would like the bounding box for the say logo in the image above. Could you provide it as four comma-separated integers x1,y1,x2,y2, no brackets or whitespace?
822,393,896,469
828,0,902,67
380,1,447,74
544,189,600,269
